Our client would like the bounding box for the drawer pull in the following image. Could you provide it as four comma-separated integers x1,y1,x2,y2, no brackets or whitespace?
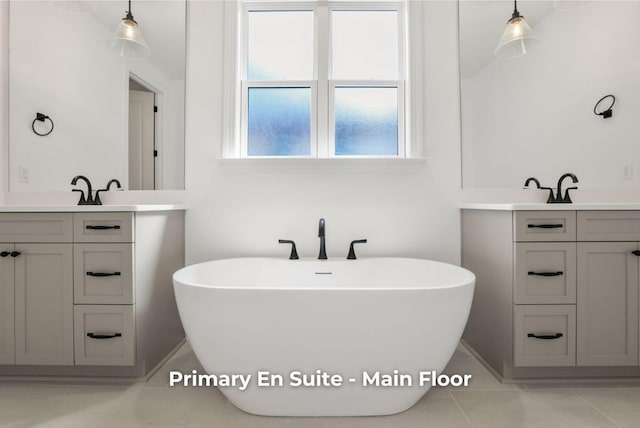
87,332,122,340
527,333,563,340
528,271,564,277
0,251,9,258
86,271,121,277
527,224,563,229
86,225,121,230
632,250,640,256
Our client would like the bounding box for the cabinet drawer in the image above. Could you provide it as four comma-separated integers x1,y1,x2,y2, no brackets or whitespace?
514,305,576,367
0,213,72,243
514,243,576,304
74,244,134,304
577,211,640,241
74,305,135,366
73,213,133,243
514,211,576,242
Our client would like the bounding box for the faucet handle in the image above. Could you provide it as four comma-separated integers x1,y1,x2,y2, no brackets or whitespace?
347,239,368,260
540,187,556,203
72,189,88,205
563,187,578,203
278,240,299,260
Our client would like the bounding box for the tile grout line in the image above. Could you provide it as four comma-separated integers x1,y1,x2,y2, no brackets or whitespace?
447,390,476,428
572,390,622,428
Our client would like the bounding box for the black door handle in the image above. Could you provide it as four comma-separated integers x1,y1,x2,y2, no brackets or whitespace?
0,252,9,258
10,251,21,258
86,225,121,230
527,333,563,340
528,224,563,229
528,271,564,277
87,332,122,339
632,250,640,256
86,272,121,277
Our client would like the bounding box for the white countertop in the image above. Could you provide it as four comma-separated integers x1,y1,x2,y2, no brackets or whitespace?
460,202,640,211
0,190,187,212
460,189,640,211
0,204,187,212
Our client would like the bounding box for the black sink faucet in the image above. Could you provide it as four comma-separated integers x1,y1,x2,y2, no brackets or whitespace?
523,177,541,189
95,179,123,205
318,218,327,260
552,173,579,203
71,175,97,205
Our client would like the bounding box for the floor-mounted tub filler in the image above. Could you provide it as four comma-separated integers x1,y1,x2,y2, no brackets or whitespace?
173,257,475,416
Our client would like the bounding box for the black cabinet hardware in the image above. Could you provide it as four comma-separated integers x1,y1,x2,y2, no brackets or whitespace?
632,250,640,256
0,252,9,258
528,271,563,277
528,224,563,229
86,272,122,277
10,252,21,258
86,225,121,230
527,333,563,340
87,332,122,340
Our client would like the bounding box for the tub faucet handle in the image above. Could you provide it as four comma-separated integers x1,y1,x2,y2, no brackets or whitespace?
347,239,368,260
278,239,299,260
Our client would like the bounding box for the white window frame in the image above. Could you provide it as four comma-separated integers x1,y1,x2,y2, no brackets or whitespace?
234,1,408,159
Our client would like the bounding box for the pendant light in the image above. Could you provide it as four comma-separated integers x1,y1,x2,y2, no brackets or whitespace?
495,0,539,58
113,0,150,57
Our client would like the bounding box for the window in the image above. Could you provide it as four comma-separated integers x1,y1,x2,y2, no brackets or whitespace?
238,2,407,158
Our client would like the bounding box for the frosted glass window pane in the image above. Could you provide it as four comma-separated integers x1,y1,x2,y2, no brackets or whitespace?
335,87,398,156
248,11,314,80
332,11,398,80
248,88,311,156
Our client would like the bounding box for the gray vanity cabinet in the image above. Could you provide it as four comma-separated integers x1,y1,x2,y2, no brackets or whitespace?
0,244,15,364
575,211,640,366
15,244,74,365
462,209,640,380
0,213,74,366
0,210,185,378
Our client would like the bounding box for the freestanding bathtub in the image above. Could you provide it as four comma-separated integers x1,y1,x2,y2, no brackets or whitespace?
173,257,475,417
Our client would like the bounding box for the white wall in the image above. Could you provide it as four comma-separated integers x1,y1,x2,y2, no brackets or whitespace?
0,1,8,194
463,1,640,189
185,1,462,265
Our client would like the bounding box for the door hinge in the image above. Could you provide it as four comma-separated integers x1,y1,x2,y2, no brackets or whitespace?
154,106,158,113
154,150,158,157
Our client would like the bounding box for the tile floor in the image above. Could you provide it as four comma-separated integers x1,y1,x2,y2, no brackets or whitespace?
1,342,640,427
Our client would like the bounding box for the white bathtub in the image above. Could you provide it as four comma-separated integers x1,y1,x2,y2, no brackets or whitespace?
173,257,475,417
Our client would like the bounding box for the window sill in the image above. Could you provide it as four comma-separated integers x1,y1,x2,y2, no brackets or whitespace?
217,157,429,173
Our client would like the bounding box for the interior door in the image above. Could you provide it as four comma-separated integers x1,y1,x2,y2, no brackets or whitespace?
129,90,156,190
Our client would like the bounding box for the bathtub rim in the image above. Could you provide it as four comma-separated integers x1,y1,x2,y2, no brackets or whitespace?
173,256,476,292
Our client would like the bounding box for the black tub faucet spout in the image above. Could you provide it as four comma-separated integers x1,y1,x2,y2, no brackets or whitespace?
318,218,327,260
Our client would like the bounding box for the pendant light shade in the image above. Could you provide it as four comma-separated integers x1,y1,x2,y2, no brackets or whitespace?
495,0,539,58
113,0,149,57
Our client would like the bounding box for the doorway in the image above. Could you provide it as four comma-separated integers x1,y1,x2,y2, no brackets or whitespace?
128,77,156,190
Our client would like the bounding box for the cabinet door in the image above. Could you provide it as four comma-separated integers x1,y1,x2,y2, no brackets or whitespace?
577,242,639,366
0,244,15,364
14,244,73,365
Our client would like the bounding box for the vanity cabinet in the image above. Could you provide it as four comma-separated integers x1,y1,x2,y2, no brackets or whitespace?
462,209,640,380
0,210,185,378
0,214,74,366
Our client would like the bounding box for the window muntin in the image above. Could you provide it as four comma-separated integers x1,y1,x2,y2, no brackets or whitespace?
241,2,406,158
